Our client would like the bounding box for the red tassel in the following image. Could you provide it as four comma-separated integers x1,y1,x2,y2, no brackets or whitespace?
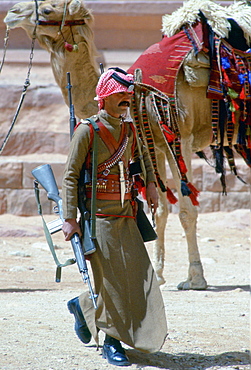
141,186,147,200
222,70,232,86
239,87,245,100
189,193,199,206
162,124,176,143
187,182,200,196
232,100,240,111
166,186,178,204
178,156,187,174
134,176,147,199
64,42,73,52
187,182,200,206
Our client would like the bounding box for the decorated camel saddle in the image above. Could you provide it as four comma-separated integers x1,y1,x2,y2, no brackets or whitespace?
129,0,251,195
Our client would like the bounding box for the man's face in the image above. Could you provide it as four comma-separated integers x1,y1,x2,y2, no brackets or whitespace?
104,91,133,118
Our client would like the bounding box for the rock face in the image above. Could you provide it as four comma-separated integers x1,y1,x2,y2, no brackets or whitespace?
0,56,250,216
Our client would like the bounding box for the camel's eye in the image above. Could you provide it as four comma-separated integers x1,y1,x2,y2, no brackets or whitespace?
42,7,52,15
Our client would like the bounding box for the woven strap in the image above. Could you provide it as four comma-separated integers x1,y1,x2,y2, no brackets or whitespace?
33,182,75,282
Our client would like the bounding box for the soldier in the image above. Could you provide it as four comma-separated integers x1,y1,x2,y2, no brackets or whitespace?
62,68,167,366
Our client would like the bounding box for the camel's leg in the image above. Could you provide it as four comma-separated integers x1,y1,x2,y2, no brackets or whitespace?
167,138,207,290
153,151,168,285
177,197,207,290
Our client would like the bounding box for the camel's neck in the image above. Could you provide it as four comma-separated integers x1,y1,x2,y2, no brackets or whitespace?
50,41,99,118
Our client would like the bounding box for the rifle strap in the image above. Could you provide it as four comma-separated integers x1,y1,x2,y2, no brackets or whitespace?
85,118,100,240
33,181,76,282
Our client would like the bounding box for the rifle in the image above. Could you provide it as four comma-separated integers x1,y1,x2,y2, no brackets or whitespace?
31,72,99,309
32,164,98,309
66,72,76,138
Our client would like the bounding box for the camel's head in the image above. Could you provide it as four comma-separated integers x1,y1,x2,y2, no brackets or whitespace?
4,0,94,50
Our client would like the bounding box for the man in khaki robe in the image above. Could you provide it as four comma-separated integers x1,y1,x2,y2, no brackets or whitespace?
62,68,167,366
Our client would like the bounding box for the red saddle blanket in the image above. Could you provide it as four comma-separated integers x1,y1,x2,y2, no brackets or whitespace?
128,23,204,98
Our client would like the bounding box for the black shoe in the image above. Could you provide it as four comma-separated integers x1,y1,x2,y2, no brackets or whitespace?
67,297,91,344
102,335,130,366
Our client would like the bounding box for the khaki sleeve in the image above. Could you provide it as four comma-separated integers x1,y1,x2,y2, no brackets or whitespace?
132,132,156,185
62,123,91,219
142,145,156,185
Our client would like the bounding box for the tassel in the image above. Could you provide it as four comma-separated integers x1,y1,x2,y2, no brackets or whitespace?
181,180,192,196
214,147,224,174
229,102,236,112
73,44,79,52
141,186,147,200
221,57,231,69
181,181,199,206
178,156,187,174
187,182,200,206
187,182,200,197
238,73,246,85
162,124,176,143
134,175,146,199
189,192,200,206
64,42,74,52
227,87,239,99
166,186,178,204
239,87,246,100
220,174,227,195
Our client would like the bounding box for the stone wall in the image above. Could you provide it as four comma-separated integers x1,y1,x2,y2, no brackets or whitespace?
0,155,250,216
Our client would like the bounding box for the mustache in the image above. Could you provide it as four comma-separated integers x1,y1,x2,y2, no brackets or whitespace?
118,101,130,107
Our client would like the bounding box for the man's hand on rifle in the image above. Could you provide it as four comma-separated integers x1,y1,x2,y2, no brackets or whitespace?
62,219,82,241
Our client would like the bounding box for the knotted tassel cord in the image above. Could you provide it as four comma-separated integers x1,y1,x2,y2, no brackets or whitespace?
132,88,167,194
0,0,39,155
133,82,200,205
150,91,199,205
209,37,251,189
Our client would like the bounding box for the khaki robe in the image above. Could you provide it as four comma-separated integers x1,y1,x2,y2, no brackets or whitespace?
62,110,168,353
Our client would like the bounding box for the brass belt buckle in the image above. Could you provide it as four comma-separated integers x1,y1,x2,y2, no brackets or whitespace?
96,179,107,192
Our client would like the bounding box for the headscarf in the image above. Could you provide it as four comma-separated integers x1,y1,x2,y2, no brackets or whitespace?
95,68,134,110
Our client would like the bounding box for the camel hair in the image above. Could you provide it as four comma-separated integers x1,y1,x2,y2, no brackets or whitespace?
4,0,251,290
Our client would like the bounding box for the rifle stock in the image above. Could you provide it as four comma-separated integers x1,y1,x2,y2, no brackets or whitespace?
32,163,98,309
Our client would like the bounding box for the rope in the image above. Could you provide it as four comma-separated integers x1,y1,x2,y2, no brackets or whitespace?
0,0,39,155
61,0,68,31
0,28,10,74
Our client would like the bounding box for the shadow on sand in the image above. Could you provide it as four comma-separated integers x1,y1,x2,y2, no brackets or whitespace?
126,350,250,369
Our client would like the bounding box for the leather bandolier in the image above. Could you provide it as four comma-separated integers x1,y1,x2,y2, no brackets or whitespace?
83,118,137,201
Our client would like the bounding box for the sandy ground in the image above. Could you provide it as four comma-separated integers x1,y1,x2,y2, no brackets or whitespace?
0,209,250,370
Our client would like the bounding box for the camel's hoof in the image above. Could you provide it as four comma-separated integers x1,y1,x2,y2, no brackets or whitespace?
177,279,207,290
177,261,208,290
177,281,190,290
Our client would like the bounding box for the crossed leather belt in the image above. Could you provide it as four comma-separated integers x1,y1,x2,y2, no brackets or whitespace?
85,174,132,201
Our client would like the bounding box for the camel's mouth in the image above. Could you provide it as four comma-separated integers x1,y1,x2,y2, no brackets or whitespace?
4,6,34,29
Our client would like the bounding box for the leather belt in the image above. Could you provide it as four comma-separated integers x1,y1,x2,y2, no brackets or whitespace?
85,174,132,200
86,192,132,201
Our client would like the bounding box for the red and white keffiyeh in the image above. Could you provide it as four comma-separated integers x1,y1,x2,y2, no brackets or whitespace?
95,69,134,110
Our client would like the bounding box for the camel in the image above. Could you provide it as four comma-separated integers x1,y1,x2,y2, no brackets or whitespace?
4,0,251,290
